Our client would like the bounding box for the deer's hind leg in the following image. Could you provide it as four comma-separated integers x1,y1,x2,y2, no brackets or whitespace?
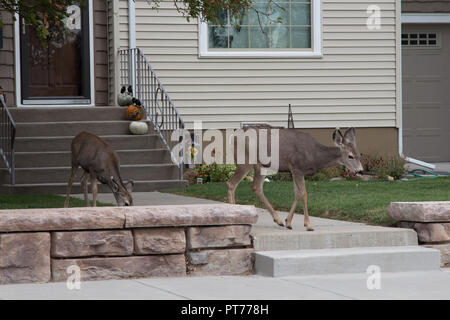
64,166,78,208
252,166,284,227
227,164,252,204
80,171,90,207
90,175,98,207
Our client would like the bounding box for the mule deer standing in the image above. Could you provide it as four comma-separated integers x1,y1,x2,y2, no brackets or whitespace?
64,132,134,208
227,127,363,231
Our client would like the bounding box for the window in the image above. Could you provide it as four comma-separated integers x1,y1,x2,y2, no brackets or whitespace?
198,0,322,58
401,33,440,48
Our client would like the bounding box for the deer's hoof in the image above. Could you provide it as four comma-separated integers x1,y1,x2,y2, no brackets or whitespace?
306,227,314,232
286,225,292,230
274,220,284,227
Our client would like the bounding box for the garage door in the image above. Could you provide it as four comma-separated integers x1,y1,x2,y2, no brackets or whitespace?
402,24,450,162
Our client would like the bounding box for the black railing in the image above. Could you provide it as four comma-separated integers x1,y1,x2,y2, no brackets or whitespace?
119,48,185,180
0,95,16,185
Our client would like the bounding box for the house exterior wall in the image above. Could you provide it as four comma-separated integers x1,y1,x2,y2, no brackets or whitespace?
402,0,450,13
122,0,401,131
0,12,16,107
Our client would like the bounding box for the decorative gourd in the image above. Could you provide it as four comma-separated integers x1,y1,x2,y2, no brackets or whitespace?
126,104,145,121
129,121,148,135
117,86,133,106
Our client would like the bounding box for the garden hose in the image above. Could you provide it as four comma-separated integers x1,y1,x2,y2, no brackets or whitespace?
405,168,450,179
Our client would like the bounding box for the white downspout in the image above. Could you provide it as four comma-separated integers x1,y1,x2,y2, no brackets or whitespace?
128,0,136,93
128,0,136,49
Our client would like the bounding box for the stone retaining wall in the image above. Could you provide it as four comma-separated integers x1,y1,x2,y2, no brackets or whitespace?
388,201,450,267
0,204,258,284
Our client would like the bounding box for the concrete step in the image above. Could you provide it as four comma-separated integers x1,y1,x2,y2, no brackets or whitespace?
14,135,163,152
251,226,419,251
9,107,128,122
255,246,441,277
0,164,180,184
10,149,171,168
0,180,188,194
15,121,142,137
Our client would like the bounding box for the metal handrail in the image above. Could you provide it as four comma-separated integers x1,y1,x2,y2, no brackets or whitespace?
0,95,16,185
119,48,185,180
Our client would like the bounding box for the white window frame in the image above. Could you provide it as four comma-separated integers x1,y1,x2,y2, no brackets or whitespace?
198,0,322,58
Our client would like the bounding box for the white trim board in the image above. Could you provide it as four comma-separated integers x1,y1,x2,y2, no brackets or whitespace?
402,13,450,24
14,0,95,107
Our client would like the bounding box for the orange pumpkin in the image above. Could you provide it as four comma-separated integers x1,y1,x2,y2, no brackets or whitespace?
126,104,145,121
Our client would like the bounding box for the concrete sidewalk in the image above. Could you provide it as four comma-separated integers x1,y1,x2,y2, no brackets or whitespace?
72,191,417,251
1,270,450,300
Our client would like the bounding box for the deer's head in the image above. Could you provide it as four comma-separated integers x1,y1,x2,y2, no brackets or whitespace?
333,127,364,173
109,177,134,206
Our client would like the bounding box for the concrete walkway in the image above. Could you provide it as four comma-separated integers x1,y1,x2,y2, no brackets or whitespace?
72,191,417,251
1,270,450,300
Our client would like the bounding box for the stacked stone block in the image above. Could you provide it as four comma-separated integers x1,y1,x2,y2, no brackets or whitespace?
388,201,450,267
0,204,258,284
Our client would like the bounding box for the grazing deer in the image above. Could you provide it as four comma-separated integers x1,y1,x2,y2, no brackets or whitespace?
64,132,134,208
227,127,363,231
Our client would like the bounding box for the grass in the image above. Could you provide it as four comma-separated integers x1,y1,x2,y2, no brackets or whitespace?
169,177,450,226
0,194,113,210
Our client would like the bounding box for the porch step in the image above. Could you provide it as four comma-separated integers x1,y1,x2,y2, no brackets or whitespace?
9,106,128,122
10,149,171,167
0,164,180,184
0,180,188,195
15,135,163,152
1,106,187,195
255,246,441,277
15,120,142,137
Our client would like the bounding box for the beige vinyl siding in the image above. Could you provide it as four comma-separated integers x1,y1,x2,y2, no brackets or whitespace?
119,0,129,48
0,11,16,107
126,0,399,129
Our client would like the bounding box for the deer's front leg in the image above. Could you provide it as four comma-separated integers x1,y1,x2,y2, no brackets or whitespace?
291,172,313,231
285,177,301,230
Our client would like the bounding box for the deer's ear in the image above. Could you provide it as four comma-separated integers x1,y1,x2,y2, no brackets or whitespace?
343,127,356,145
333,128,344,146
125,180,134,193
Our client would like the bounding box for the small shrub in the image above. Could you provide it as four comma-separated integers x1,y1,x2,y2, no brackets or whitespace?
194,163,252,183
267,172,292,181
361,154,406,180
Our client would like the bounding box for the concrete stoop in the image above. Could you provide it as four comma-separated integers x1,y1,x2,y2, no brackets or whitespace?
255,246,441,277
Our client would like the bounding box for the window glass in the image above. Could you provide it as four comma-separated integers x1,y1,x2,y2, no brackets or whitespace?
208,0,312,49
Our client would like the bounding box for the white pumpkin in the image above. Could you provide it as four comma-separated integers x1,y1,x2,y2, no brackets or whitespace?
129,121,149,135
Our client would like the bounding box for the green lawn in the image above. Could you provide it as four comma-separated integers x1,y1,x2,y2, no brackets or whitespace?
0,194,113,210
169,177,450,226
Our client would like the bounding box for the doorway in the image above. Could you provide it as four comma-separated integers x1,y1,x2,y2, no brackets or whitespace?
19,2,91,105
